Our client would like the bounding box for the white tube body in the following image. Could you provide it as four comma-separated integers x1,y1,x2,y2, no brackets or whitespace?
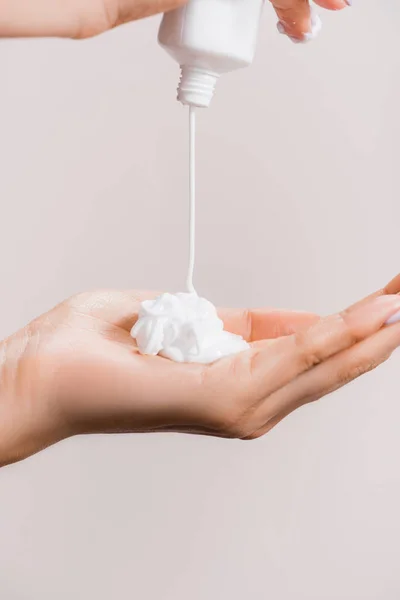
158,0,264,107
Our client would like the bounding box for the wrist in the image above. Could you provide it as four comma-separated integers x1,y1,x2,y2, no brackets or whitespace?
0,337,21,466
0,329,68,467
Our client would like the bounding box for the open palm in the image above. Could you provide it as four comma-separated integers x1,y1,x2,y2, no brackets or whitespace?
2,276,400,467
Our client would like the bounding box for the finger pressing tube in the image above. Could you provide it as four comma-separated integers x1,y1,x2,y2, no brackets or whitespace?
276,3,322,43
272,0,350,44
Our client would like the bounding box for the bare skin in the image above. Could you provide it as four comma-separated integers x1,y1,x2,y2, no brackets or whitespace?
0,0,349,42
0,0,382,469
1,274,400,468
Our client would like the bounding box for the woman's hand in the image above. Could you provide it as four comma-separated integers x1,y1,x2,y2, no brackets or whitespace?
1,274,400,468
0,0,186,38
0,0,348,40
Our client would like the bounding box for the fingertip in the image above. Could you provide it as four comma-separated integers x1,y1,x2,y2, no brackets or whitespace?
276,5,322,43
383,273,400,296
313,0,350,10
352,295,400,332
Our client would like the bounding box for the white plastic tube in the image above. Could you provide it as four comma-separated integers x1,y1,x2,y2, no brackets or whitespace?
158,0,264,108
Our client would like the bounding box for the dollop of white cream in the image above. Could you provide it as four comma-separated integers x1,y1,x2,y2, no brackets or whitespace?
131,292,249,364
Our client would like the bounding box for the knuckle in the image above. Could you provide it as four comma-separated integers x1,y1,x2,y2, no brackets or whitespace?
65,290,117,314
294,329,323,370
338,355,384,386
294,311,364,372
337,311,361,346
339,364,365,386
64,291,93,308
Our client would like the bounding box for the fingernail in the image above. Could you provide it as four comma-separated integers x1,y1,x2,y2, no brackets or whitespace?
386,310,400,325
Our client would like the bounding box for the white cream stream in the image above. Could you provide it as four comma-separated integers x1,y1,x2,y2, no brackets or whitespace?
186,105,196,294
131,107,249,364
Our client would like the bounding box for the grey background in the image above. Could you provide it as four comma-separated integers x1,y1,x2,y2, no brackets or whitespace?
1,0,400,598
